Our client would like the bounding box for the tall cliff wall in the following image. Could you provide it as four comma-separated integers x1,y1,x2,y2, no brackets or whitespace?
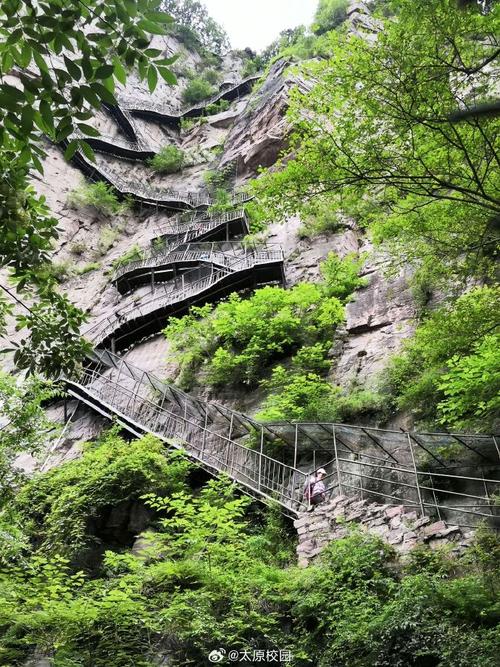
22,2,419,466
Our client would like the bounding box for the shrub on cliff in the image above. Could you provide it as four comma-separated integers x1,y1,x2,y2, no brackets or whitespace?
67,181,128,216
148,145,185,174
182,77,215,105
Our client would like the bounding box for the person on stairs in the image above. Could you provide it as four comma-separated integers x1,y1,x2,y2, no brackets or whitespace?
304,468,327,510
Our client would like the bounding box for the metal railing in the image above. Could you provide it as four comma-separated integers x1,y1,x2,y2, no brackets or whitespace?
71,129,148,154
152,209,248,245
66,366,307,517
65,350,500,523
73,149,251,209
113,241,269,282
118,74,261,121
84,248,284,346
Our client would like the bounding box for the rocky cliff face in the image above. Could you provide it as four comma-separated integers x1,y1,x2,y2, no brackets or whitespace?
22,3,418,461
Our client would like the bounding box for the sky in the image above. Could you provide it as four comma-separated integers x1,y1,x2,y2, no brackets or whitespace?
201,0,317,52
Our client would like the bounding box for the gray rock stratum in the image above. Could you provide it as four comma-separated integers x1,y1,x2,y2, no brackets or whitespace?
21,12,417,452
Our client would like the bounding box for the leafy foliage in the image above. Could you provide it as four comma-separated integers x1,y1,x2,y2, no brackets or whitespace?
437,334,500,430
0,0,176,165
148,144,185,173
0,374,57,505
181,75,216,105
14,430,190,559
253,0,500,283
320,251,367,301
67,180,129,216
1,459,499,667
256,368,339,422
112,244,144,270
312,0,349,35
161,0,230,55
385,286,500,430
164,283,344,389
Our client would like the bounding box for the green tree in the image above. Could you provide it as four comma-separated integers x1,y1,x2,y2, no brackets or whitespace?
385,286,500,430
0,0,177,375
0,373,56,504
253,0,500,281
148,144,185,172
181,75,215,105
161,0,230,55
312,0,349,35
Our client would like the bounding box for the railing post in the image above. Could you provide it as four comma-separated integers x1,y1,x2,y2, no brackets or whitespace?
257,427,264,491
293,423,298,470
407,432,425,517
332,424,343,497
201,410,208,458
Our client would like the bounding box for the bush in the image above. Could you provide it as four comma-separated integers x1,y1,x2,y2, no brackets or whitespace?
181,77,215,105
312,0,349,35
320,252,367,302
164,284,345,389
203,68,219,85
256,368,339,422
76,261,100,275
204,98,230,116
14,430,191,559
384,286,500,430
112,244,144,271
96,226,120,256
69,241,86,255
67,181,128,216
148,146,185,174
298,198,349,238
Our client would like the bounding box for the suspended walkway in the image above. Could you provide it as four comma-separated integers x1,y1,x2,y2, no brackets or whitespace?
67,149,250,210
152,209,249,244
113,241,270,294
64,350,500,523
85,248,284,351
70,129,155,161
118,74,260,126
113,210,250,294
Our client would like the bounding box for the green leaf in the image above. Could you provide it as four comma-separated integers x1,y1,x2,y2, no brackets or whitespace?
80,86,101,108
144,11,173,24
0,92,19,112
147,65,158,93
64,56,81,81
94,64,114,80
137,18,166,35
64,139,79,161
21,105,35,133
77,123,100,137
39,99,54,131
112,57,127,85
32,50,49,74
79,140,95,162
90,81,116,105
158,66,177,86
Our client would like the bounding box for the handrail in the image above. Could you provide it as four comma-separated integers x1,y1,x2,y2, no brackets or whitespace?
71,148,251,209
118,74,261,121
66,367,308,515
113,241,273,282
85,248,284,346
152,208,247,240
65,358,500,523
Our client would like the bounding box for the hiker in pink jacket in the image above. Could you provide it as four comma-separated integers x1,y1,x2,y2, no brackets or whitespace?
303,468,327,508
